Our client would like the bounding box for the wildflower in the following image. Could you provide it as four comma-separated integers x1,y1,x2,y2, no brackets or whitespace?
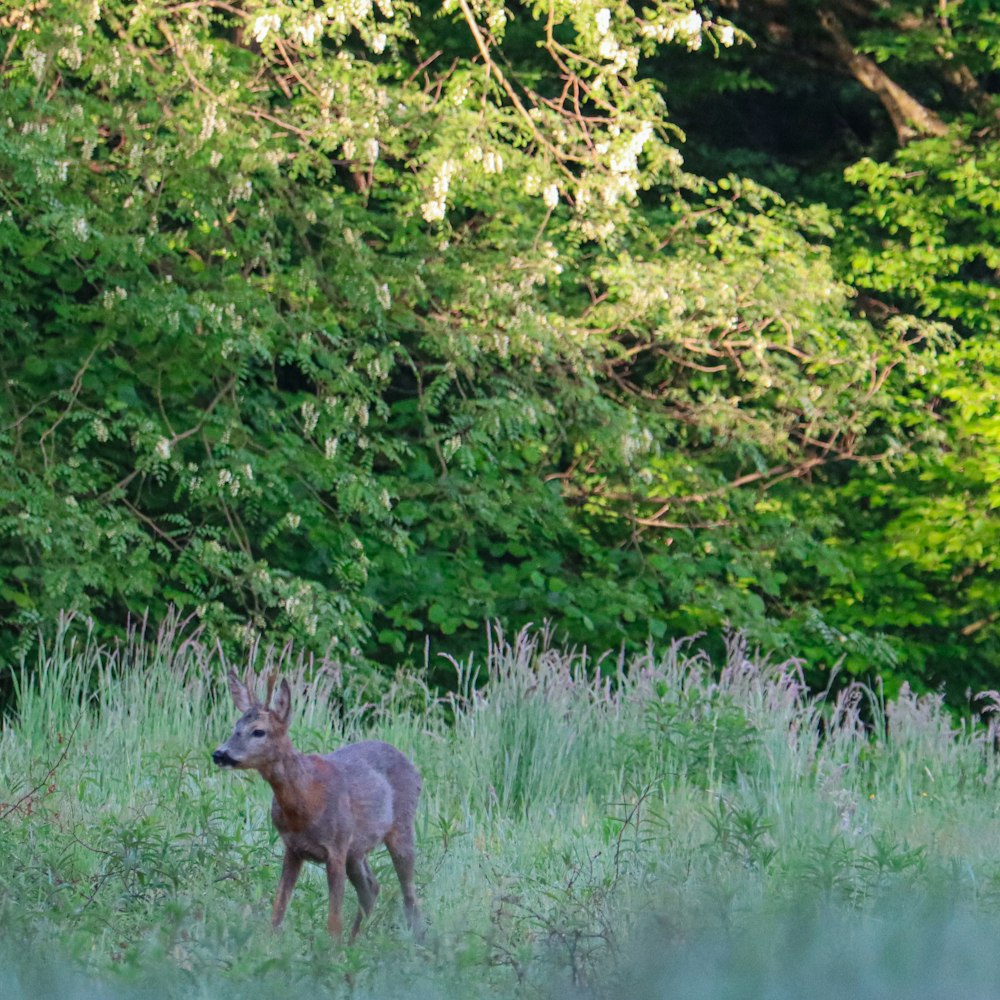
155,438,172,460
543,183,559,209
595,7,611,35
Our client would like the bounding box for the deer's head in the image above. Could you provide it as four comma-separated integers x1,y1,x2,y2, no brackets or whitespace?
212,670,292,770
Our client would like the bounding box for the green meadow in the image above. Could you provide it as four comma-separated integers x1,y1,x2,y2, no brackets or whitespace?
3,618,1000,999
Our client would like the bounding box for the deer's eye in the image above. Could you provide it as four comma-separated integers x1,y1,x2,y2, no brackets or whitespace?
252,729,266,738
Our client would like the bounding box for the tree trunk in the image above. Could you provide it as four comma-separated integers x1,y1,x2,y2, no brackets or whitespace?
818,8,948,145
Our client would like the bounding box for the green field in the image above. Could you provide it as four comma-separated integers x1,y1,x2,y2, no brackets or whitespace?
3,618,1000,998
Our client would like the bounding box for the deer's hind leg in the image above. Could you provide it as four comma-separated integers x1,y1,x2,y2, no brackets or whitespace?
346,855,380,941
384,828,422,940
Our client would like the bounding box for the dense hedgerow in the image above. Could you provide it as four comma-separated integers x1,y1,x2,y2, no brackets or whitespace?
2,1,996,692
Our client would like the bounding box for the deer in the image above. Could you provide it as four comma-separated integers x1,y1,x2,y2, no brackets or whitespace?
212,669,423,942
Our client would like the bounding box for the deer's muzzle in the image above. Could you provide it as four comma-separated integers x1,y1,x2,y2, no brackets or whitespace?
212,747,239,768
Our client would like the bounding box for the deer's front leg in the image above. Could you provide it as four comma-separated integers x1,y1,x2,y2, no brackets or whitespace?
325,854,347,939
272,850,303,929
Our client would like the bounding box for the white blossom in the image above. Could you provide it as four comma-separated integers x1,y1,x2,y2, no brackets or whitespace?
422,199,446,223
543,183,560,209
598,35,619,61
421,159,457,223
228,177,253,202
251,14,281,43
301,400,320,434
719,24,736,47
482,150,504,174
101,286,127,308
678,10,703,48
155,437,172,460
595,7,611,35
25,44,46,81
295,14,323,45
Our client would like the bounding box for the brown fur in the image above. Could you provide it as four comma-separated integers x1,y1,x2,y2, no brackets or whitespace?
213,669,423,941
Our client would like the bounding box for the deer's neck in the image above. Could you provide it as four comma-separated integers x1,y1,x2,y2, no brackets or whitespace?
260,747,337,836
259,743,311,812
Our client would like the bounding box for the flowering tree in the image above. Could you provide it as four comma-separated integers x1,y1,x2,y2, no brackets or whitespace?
0,0,989,689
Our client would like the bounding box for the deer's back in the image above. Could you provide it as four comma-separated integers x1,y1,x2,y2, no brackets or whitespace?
323,740,421,849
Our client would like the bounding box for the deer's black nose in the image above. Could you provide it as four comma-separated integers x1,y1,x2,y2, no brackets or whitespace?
212,748,236,767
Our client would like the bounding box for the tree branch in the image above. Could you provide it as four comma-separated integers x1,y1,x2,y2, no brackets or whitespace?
818,9,948,145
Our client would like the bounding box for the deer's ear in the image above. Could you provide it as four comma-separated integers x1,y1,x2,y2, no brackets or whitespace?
271,678,292,726
227,670,255,713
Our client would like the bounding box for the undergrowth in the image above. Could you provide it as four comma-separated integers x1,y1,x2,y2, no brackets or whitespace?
2,615,1000,999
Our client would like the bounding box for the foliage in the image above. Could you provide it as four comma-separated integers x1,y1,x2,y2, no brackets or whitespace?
0,0,996,689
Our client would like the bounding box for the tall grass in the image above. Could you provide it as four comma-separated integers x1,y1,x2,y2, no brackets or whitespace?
2,615,1000,998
